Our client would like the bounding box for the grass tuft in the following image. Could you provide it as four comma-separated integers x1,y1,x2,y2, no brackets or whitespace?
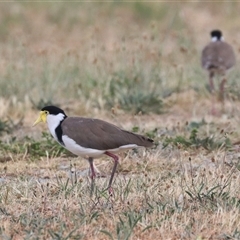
105,72,164,114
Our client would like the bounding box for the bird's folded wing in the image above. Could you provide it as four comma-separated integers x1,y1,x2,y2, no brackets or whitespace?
61,117,153,150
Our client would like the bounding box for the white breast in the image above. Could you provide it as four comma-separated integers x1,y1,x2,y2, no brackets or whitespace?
62,135,139,158
46,113,66,142
62,135,105,158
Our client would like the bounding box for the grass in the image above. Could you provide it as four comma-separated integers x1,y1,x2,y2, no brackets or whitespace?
0,2,240,239
1,149,239,239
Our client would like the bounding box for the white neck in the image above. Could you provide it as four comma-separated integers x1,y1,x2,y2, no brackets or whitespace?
46,113,65,141
211,36,224,42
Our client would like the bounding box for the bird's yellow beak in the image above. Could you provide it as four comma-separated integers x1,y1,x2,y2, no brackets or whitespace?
33,111,47,126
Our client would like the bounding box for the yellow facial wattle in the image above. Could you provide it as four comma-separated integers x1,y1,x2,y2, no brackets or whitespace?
33,111,48,126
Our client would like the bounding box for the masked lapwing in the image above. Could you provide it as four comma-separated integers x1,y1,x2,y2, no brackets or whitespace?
201,30,236,99
33,106,154,193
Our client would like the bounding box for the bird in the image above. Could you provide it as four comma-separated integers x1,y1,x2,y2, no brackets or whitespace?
33,106,154,194
201,29,236,100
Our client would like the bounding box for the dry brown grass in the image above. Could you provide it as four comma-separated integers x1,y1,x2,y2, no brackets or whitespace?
0,2,240,240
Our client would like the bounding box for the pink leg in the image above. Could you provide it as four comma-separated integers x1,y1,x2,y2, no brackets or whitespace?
209,71,215,93
219,78,227,102
105,151,119,195
88,157,96,179
208,71,217,115
209,77,215,93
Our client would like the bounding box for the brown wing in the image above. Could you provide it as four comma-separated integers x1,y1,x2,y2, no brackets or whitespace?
61,117,153,150
201,41,235,70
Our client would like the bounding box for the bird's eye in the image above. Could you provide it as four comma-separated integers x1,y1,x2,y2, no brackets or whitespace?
45,111,49,115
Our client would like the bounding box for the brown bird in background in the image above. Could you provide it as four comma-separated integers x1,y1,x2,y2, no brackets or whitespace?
201,30,236,100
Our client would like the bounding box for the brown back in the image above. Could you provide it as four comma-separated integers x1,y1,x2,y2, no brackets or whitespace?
201,41,235,71
61,117,154,150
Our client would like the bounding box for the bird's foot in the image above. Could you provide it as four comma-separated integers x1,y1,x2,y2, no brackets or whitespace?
96,173,106,178
108,187,114,197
